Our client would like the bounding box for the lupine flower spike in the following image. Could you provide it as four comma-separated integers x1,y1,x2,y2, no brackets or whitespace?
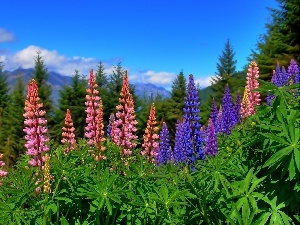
205,119,218,156
183,74,205,166
157,122,171,165
241,87,254,118
107,113,115,137
233,90,242,124
246,61,261,109
61,109,76,154
209,98,218,127
23,79,49,169
215,105,222,134
111,71,138,158
85,69,101,146
43,153,51,194
221,84,235,135
141,103,159,163
94,100,106,161
0,154,7,185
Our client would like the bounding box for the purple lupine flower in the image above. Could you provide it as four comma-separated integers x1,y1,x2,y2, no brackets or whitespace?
221,84,235,135
205,119,218,156
174,120,192,165
107,113,115,137
215,106,222,134
233,90,242,124
183,74,205,165
157,122,171,165
209,98,218,127
288,59,300,97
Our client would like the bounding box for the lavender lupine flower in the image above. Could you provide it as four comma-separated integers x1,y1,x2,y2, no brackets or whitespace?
85,69,101,146
233,90,242,124
173,120,191,165
183,74,205,165
221,84,235,135
209,98,218,127
107,113,115,137
61,109,76,154
141,103,159,163
205,119,218,156
23,79,50,169
111,71,138,157
157,122,171,165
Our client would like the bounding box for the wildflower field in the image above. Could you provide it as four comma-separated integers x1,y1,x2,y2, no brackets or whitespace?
0,59,299,225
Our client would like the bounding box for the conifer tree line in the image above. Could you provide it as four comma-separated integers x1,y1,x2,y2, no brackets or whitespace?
0,0,298,166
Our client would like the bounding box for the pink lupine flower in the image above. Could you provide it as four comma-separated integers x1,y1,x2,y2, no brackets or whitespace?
23,79,49,169
241,61,261,117
94,100,106,161
141,103,159,163
85,69,101,146
111,71,138,157
0,154,8,185
241,87,255,118
61,109,76,154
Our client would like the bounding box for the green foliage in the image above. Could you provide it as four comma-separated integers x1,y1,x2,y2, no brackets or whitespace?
250,0,300,80
0,75,26,167
0,61,9,111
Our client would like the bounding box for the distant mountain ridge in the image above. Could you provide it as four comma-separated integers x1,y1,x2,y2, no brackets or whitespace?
4,68,171,104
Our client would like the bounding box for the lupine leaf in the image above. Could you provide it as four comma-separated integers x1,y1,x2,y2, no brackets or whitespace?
263,146,293,168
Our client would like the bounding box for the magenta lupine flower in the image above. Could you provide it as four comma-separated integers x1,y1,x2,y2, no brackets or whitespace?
141,103,159,163
205,119,218,156
111,71,138,157
0,154,7,184
23,79,49,169
85,69,101,146
61,109,76,154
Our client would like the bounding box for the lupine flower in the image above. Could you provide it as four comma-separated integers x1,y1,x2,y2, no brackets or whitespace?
141,103,159,163
111,71,138,157
23,79,49,169
209,98,218,127
61,109,76,154
94,100,106,161
205,119,218,156
221,84,235,135
157,122,171,165
107,113,115,137
241,87,254,118
173,120,191,165
85,69,101,146
183,74,205,166
233,90,242,124
0,154,7,185
246,61,261,108
288,59,300,97
200,125,207,143
43,153,51,193
215,105,222,134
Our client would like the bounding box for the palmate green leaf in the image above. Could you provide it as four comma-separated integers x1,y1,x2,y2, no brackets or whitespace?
60,216,69,225
294,147,300,171
258,132,289,145
263,146,293,168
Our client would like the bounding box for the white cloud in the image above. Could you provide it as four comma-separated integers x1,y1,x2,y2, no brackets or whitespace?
0,28,16,43
195,75,214,89
0,45,214,89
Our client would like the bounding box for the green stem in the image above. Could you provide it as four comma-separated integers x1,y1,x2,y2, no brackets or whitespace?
43,194,49,225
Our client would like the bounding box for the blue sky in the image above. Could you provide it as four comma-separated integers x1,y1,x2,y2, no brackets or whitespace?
0,0,277,89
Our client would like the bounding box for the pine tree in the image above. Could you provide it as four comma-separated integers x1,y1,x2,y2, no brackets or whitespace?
250,0,300,80
0,75,25,166
51,70,87,141
0,62,9,123
210,39,240,106
31,52,53,120
167,70,187,145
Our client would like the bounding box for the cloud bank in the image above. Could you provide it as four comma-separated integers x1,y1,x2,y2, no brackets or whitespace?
0,45,212,88
0,28,16,43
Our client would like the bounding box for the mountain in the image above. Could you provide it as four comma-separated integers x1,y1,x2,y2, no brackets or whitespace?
4,68,171,105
